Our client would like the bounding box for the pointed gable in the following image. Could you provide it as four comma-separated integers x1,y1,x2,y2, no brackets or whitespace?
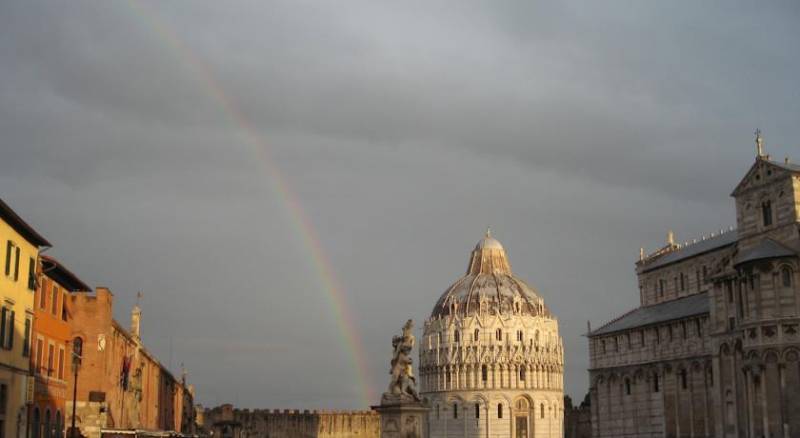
732,158,798,197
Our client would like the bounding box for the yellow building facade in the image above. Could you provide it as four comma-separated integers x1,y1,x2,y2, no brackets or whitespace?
0,199,50,438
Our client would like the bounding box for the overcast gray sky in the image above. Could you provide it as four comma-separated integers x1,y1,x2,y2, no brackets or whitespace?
1,0,799,409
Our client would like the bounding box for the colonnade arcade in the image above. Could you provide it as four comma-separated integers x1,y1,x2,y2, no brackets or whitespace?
590,358,716,438
717,341,800,438
426,393,562,438
420,362,563,392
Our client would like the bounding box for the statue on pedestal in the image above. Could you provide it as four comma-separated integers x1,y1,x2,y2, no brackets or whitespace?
383,319,421,404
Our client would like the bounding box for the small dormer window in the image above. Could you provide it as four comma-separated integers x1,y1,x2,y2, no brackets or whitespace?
762,201,773,226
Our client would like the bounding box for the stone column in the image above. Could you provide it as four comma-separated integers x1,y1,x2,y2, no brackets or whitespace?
761,366,769,438
675,370,681,438
745,367,755,438
779,364,788,438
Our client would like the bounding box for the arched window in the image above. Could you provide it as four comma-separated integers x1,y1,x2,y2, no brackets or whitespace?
454,331,460,343
32,408,41,438
540,403,545,419
474,403,480,419
520,367,526,381
496,329,502,341
44,409,51,438
474,329,479,342
517,330,523,342
453,403,458,419
497,403,503,419
625,378,631,395
55,411,62,438
446,371,451,385
782,267,793,288
680,369,688,390
762,201,773,226
481,365,488,382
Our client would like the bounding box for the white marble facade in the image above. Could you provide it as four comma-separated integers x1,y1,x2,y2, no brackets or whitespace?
420,232,564,438
588,144,800,438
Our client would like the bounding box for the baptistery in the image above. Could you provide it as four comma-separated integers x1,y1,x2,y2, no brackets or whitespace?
419,231,564,438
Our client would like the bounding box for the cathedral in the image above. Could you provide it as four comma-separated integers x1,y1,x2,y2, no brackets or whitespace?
419,231,564,438
588,136,800,438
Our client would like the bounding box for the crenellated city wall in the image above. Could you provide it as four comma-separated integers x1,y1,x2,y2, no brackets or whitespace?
203,404,379,438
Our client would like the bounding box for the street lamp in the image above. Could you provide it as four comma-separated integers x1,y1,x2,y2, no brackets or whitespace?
70,338,83,438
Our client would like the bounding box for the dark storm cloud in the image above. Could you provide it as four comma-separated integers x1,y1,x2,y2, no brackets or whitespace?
1,0,798,408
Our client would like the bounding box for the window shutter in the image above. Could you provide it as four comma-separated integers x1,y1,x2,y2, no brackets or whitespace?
28,258,36,290
0,308,5,348
8,311,14,350
4,242,11,276
14,247,20,281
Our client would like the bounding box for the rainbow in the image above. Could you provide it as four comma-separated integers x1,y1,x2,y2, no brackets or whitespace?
122,1,374,407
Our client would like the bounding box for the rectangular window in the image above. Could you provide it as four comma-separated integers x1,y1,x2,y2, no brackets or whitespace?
4,241,11,276
696,270,701,291
47,344,54,377
61,293,68,321
51,286,58,315
58,346,65,378
1,310,11,350
659,279,665,296
27,258,36,290
680,273,685,291
40,282,48,309
0,308,6,349
13,247,19,281
35,339,43,374
0,383,6,414
22,316,31,357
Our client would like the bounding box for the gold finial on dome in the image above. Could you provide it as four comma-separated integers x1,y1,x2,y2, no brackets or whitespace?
486,226,491,238
755,128,765,157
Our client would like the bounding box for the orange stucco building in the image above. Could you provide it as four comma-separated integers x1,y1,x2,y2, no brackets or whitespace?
29,256,90,438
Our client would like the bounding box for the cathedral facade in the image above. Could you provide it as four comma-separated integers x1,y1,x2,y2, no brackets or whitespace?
419,232,564,438
588,140,800,438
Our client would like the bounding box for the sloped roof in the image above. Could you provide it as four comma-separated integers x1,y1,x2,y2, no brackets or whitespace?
590,292,709,336
41,255,91,292
0,198,50,247
735,238,797,266
769,159,800,173
640,231,737,273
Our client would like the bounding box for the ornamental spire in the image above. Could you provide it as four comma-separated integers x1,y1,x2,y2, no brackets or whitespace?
755,128,765,158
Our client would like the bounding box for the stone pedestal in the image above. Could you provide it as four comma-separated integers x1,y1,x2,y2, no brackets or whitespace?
372,398,429,438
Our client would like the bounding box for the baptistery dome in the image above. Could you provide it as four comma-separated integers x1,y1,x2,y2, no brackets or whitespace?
431,231,550,319
419,231,564,438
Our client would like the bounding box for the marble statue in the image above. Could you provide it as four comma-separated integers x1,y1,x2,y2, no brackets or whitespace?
384,319,420,403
